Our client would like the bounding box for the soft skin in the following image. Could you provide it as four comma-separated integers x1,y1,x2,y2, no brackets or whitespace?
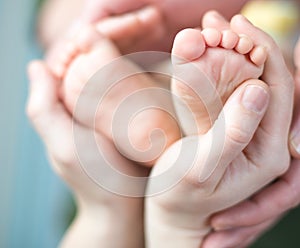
146,12,294,248
27,61,148,248
203,36,300,248
38,0,249,52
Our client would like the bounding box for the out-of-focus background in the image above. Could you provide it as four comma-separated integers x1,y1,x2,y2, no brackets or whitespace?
0,0,299,247
0,0,75,247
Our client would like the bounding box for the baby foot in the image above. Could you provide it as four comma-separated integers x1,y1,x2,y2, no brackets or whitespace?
56,16,180,167
146,11,294,248
171,27,267,135
47,6,164,79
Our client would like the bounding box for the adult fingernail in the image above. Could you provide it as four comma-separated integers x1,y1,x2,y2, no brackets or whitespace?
291,132,300,155
213,225,233,231
242,85,269,113
295,36,300,68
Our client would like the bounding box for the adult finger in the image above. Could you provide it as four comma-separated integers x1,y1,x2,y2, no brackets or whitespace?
202,10,230,30
289,37,300,159
210,159,300,230
230,14,294,144
192,79,269,189
80,0,145,23
202,218,277,248
26,61,74,162
95,6,165,54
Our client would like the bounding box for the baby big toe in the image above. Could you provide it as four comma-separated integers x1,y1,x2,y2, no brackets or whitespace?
172,29,206,64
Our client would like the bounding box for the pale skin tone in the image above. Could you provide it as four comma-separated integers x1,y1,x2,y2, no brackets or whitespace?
35,0,300,246
202,30,300,248
27,58,151,248
146,11,294,247
51,7,294,248
48,7,181,167
28,8,184,248
171,20,267,135
30,53,169,247
30,6,274,248
48,6,267,167
27,21,275,248
39,0,249,52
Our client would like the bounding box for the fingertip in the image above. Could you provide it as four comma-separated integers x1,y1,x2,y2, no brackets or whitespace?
289,135,300,159
203,10,228,24
27,60,45,81
231,14,252,26
240,79,270,114
210,215,232,231
202,10,230,30
217,79,270,158
27,60,57,102
295,36,300,68
28,61,60,91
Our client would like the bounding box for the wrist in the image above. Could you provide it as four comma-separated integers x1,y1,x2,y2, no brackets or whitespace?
77,193,144,220
71,195,145,248
145,199,211,248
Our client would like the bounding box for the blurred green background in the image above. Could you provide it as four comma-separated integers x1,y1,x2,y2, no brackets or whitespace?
0,0,299,247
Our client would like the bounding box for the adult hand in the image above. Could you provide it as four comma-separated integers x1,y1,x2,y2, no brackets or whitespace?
202,36,300,248
26,61,148,248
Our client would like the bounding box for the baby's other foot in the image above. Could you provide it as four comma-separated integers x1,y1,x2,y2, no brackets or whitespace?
171,27,267,135
47,6,164,79
62,25,180,167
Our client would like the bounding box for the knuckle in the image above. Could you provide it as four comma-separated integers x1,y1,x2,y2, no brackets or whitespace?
226,125,252,147
270,152,290,177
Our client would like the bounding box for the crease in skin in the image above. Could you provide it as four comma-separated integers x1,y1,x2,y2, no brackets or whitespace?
173,49,264,184
173,84,226,185
173,54,259,185
197,112,226,184
175,64,262,183
172,61,224,135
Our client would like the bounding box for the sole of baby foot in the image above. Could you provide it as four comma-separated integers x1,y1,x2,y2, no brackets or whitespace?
171,27,267,136
63,33,181,167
